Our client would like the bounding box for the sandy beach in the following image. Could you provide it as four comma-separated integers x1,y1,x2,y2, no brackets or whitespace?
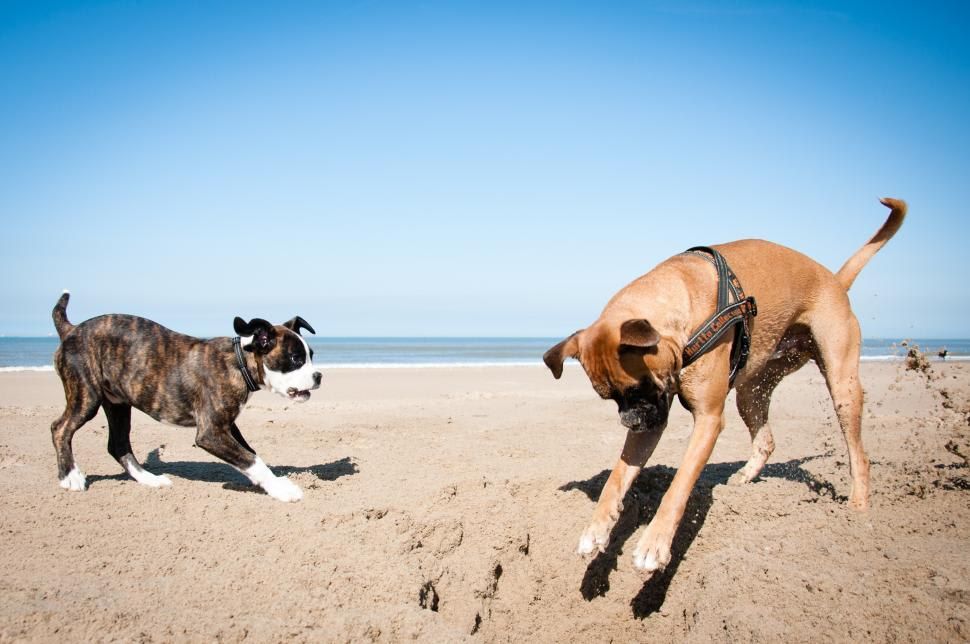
1,360,968,642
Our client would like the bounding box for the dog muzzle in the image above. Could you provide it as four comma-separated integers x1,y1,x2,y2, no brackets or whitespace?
286,371,322,402
618,396,670,433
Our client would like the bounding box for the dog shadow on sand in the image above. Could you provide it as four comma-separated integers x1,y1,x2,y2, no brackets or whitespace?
87,449,358,494
559,452,843,619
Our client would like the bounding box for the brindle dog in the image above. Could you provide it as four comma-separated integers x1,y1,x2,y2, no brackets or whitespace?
50,292,321,502
544,198,906,575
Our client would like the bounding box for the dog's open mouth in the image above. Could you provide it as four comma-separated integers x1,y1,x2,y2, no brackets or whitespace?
286,387,311,402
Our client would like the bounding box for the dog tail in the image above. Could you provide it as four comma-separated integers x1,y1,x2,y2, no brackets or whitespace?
53,290,74,340
836,197,907,290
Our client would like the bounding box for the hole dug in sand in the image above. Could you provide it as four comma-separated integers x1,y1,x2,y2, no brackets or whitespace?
418,581,439,612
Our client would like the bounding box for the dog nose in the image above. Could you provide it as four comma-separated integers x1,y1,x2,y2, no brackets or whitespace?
312,371,322,388
619,409,640,429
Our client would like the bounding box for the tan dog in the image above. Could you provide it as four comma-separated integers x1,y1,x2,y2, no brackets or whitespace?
544,198,906,575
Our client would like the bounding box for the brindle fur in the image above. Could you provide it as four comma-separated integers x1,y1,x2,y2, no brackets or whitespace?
50,293,319,498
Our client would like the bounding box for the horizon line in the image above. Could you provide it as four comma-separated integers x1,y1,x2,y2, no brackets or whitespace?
0,335,966,342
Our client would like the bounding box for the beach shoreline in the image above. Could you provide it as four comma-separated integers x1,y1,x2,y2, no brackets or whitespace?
1,354,968,374
1,361,968,641
1,336,965,370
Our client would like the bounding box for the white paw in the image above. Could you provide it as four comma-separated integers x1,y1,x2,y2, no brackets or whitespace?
122,456,173,488
632,533,672,573
262,476,303,503
59,467,87,492
142,473,173,488
577,524,610,556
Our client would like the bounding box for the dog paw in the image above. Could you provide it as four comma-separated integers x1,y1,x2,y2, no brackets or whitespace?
262,476,303,503
728,468,755,486
148,474,173,488
129,467,173,488
632,527,672,574
59,467,87,492
577,523,611,556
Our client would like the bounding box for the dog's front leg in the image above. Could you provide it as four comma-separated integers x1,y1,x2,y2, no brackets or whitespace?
577,428,664,556
231,423,303,503
194,420,303,502
632,410,723,574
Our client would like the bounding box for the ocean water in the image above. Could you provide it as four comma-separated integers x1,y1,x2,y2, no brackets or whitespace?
0,336,966,371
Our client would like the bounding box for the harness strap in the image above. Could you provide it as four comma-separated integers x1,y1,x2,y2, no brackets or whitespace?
682,247,758,385
233,337,260,393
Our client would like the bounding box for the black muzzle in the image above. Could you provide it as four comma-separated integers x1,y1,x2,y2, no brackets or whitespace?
617,387,670,433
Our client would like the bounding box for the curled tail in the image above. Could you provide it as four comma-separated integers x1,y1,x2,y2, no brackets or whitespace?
53,291,74,339
836,197,907,290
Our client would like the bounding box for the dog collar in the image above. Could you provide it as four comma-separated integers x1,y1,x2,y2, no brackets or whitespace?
233,337,260,392
681,246,758,385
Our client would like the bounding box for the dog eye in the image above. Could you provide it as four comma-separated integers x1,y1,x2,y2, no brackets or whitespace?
290,353,305,366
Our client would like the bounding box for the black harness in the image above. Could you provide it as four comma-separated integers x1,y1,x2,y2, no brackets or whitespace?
233,336,260,392
681,247,758,385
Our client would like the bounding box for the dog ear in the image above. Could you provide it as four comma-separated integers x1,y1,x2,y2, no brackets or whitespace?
233,317,277,354
283,316,316,336
543,331,582,380
234,316,264,337
619,319,660,349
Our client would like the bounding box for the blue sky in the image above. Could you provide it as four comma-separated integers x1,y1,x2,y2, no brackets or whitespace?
1,1,968,337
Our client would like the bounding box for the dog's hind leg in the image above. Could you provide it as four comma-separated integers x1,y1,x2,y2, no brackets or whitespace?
50,369,100,491
103,400,172,488
731,353,810,484
577,427,664,556
811,310,869,510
